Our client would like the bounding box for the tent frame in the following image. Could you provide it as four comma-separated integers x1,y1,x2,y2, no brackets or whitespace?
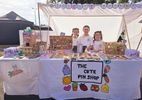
136,28,142,50
38,3,131,49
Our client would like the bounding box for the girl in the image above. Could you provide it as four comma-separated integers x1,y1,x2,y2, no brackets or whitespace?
72,28,79,53
93,31,104,53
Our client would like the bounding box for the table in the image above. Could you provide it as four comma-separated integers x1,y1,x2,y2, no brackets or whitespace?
0,58,39,96
0,58,142,100
39,59,142,100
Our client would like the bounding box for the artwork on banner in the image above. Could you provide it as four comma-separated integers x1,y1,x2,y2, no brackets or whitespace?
8,64,23,78
49,36,72,50
62,59,111,93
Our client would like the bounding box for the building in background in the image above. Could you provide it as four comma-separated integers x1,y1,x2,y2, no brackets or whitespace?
0,11,34,45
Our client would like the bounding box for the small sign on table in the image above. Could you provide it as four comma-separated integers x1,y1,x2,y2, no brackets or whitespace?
71,61,103,84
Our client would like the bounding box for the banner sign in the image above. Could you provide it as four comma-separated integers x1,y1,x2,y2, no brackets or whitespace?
71,61,103,84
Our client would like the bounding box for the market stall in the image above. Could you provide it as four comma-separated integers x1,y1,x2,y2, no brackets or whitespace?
0,2,142,100
38,2,142,49
0,58,141,100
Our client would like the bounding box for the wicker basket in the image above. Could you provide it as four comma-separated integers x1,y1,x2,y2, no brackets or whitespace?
104,42,126,55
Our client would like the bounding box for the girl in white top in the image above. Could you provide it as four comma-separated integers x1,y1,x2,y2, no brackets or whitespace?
93,31,104,52
87,31,104,53
72,28,79,53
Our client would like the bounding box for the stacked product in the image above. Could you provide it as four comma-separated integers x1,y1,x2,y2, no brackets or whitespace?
125,49,140,58
20,27,47,58
4,47,20,58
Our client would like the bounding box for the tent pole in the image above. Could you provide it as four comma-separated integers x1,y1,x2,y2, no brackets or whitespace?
47,15,50,49
38,3,42,41
123,15,131,49
136,37,142,50
136,28,142,50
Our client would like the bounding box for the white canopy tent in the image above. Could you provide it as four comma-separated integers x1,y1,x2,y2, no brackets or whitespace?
38,3,142,53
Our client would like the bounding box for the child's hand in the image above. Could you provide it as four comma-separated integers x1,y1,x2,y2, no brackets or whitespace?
87,45,93,50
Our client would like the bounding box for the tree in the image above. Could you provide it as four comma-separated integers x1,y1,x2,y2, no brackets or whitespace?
117,0,128,3
132,0,141,3
105,0,116,3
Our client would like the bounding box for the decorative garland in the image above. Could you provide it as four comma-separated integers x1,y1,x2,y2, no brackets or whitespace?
48,3,142,10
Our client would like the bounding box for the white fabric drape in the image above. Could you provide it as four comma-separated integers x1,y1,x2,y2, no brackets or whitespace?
38,3,142,48
39,3,142,21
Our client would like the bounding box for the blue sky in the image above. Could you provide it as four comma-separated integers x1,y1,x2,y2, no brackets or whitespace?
0,0,47,25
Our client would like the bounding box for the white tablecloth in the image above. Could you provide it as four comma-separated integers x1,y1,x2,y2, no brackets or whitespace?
0,59,39,95
39,59,142,100
0,58,142,100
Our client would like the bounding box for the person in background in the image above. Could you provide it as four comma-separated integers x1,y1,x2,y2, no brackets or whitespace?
87,31,104,53
117,31,126,43
78,25,93,53
72,28,79,53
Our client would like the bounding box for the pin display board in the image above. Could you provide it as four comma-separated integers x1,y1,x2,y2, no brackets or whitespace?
49,36,72,50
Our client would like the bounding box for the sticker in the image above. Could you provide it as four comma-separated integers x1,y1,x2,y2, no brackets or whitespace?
64,85,71,91
103,59,111,64
104,76,110,83
104,65,110,73
62,65,71,75
63,76,71,85
101,84,109,93
91,84,99,92
72,82,78,91
102,74,110,83
80,83,88,91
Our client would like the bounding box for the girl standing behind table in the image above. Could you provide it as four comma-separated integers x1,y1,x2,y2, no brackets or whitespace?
72,28,79,53
88,31,104,53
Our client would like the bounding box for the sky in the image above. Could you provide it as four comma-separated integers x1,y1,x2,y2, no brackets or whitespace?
0,0,47,25
0,0,141,25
